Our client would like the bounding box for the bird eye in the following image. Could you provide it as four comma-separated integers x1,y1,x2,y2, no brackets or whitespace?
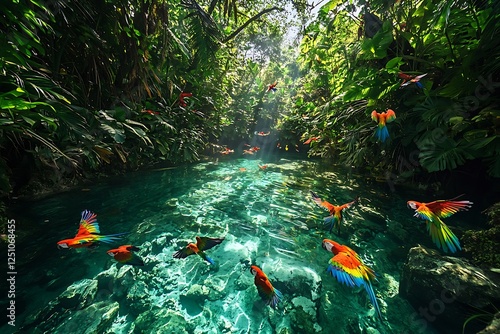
250,268,257,276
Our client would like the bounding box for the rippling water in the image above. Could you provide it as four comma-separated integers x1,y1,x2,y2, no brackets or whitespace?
1,158,483,334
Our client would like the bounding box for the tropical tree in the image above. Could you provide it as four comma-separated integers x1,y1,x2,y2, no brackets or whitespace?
287,0,500,186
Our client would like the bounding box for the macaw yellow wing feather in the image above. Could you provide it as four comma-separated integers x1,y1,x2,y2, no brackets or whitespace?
76,210,100,236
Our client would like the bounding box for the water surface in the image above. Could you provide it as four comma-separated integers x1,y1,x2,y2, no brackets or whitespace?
1,158,483,333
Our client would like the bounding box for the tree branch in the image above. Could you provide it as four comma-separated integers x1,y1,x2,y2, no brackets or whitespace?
223,6,284,43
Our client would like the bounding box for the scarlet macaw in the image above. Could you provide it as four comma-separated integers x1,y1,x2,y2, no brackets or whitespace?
173,236,224,265
407,196,473,253
399,72,427,89
311,191,358,234
250,265,283,309
57,210,128,249
371,109,396,143
107,245,145,266
322,239,382,319
267,81,278,92
303,136,320,145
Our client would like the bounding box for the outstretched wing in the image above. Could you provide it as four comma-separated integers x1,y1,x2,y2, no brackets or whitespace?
339,197,358,210
172,245,196,259
125,245,141,252
326,252,366,287
76,210,100,237
328,248,377,283
425,196,473,219
398,72,413,80
371,110,379,123
196,236,225,251
311,191,335,212
385,109,396,123
413,73,428,81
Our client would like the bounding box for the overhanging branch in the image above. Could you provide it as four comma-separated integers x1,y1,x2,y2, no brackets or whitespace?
223,6,284,43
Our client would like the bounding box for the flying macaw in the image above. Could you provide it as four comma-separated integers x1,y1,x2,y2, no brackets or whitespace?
57,210,128,249
407,195,473,253
311,191,358,234
256,131,270,136
303,136,320,145
173,236,225,265
107,245,145,266
322,239,382,320
267,81,278,92
250,265,283,309
398,72,413,86
371,109,396,143
400,73,427,89
220,147,234,155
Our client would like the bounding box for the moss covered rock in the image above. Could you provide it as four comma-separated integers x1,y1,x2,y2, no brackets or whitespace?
462,202,500,268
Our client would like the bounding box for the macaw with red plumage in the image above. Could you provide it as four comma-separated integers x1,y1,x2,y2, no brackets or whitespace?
250,265,283,309
179,92,193,107
407,195,473,253
173,236,224,265
399,72,427,89
371,109,396,143
267,81,278,92
57,210,128,249
322,239,382,320
311,191,358,234
303,136,320,145
107,245,145,266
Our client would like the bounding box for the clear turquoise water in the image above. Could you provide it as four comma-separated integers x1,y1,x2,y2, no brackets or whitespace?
1,158,483,333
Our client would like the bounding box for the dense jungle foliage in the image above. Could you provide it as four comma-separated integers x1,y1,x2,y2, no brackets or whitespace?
1,0,499,207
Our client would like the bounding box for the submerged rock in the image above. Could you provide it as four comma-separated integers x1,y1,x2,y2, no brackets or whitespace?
135,308,191,333
290,296,322,333
21,279,99,332
399,246,500,334
53,301,119,334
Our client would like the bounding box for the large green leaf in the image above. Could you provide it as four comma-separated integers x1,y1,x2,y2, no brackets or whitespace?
418,138,475,172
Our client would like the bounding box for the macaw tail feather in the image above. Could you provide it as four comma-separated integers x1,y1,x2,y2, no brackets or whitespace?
269,288,283,309
374,125,390,143
324,215,340,234
97,232,129,244
427,220,461,253
363,281,382,320
200,252,215,265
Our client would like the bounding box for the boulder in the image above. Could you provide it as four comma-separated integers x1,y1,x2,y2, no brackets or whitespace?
53,301,119,334
462,202,500,268
21,278,99,332
399,246,500,334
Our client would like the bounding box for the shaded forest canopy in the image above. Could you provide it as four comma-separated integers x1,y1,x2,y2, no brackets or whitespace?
0,0,499,206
